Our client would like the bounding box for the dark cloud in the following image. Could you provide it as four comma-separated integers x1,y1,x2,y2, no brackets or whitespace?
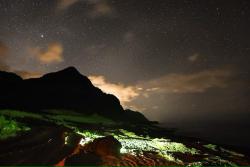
56,0,80,11
56,0,115,18
14,70,42,79
188,53,200,63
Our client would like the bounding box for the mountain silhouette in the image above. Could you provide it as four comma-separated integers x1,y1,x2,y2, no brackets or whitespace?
0,67,149,123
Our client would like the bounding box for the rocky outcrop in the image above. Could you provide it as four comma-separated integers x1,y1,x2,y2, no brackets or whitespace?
64,135,121,166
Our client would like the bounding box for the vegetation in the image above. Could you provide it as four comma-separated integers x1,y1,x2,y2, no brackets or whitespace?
48,113,115,125
0,109,114,126
203,144,218,151
0,109,200,164
0,109,43,119
75,128,199,164
0,116,30,140
203,144,244,158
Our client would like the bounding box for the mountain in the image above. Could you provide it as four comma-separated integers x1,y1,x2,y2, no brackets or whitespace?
1,68,250,166
0,67,149,123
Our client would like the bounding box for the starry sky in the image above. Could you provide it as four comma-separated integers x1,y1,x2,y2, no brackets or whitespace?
0,0,250,147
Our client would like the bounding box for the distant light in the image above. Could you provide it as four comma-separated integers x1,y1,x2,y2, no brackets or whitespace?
41,34,44,38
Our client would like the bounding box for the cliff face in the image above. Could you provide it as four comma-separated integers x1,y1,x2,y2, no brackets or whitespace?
0,67,148,123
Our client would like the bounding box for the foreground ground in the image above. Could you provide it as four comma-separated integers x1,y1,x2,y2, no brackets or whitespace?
0,109,250,166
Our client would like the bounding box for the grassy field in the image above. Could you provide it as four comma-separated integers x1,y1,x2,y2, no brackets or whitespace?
48,113,114,125
0,109,115,126
0,109,114,140
0,110,43,119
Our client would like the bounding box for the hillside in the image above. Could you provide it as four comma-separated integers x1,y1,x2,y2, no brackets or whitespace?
0,67,148,123
0,67,250,166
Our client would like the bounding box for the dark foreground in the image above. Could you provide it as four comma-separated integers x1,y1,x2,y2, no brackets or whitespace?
0,110,250,166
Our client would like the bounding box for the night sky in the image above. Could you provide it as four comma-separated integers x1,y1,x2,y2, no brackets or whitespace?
0,0,250,147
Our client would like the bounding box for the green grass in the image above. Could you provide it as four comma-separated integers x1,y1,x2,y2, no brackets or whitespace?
47,113,115,125
0,109,115,126
0,109,43,119
43,109,82,116
203,144,218,151
119,129,142,138
0,116,30,140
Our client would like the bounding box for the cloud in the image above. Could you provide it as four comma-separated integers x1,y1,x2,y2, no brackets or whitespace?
14,70,42,79
89,75,139,106
0,41,10,71
56,0,115,18
139,68,233,94
88,67,234,111
188,53,199,62
56,0,80,11
29,42,64,64
87,0,115,18
0,41,42,78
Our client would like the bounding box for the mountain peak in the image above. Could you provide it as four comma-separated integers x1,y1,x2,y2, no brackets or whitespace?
50,66,82,77
59,66,80,74
39,66,92,86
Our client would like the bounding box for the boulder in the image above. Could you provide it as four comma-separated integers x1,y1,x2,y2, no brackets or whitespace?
83,135,122,157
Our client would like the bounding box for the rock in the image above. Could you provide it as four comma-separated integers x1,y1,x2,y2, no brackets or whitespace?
64,132,82,147
83,135,122,157
64,136,121,166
